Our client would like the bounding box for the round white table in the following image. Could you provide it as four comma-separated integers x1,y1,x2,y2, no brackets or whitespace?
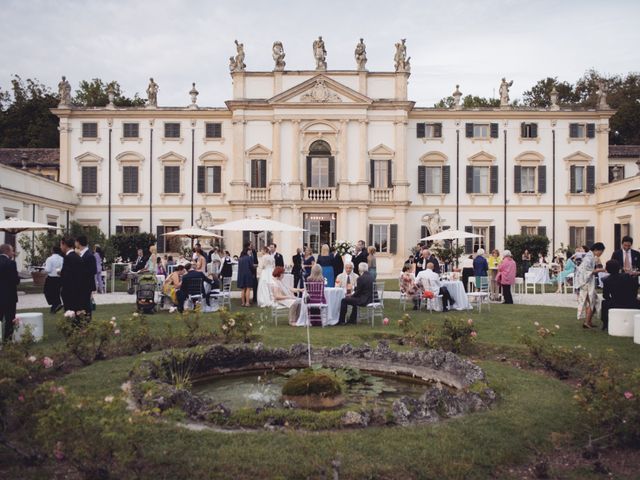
527,267,550,284
296,287,345,327
441,280,471,310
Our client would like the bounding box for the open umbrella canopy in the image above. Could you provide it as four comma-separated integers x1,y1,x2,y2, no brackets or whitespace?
208,216,306,233
420,229,482,242
0,217,59,234
162,226,222,239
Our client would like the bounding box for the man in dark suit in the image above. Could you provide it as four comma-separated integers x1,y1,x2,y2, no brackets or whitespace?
0,244,20,342
601,259,640,330
352,240,368,275
426,249,441,274
176,263,218,312
60,237,85,316
270,243,284,268
76,235,97,313
611,235,640,273
131,248,147,272
292,247,304,296
248,242,259,303
338,263,374,324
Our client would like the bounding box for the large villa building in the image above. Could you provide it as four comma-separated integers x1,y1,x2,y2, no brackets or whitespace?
2,41,639,275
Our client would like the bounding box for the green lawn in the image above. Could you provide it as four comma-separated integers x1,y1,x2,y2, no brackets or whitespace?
7,299,640,479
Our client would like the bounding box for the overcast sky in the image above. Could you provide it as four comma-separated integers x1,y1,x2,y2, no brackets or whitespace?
1,0,638,107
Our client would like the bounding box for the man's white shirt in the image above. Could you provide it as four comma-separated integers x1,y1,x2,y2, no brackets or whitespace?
416,269,440,294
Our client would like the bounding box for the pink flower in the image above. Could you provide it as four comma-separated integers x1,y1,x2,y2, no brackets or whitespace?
43,357,54,369
383,317,389,325
470,331,478,337
624,391,634,400
13,317,20,326
18,394,24,402
114,329,121,336
54,441,64,461
467,319,474,325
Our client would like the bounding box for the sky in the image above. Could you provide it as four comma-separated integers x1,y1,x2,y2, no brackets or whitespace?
1,0,638,107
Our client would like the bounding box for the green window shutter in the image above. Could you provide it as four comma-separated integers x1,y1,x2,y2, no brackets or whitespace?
465,123,474,138
538,226,547,237
197,166,205,193
569,123,578,138
521,226,527,235
306,157,312,187
537,165,546,193
614,223,621,248
251,160,257,188
520,122,526,138
328,156,335,187
416,123,425,138
369,160,375,188
490,123,499,138
115,225,124,234
490,165,499,193
531,123,538,138
387,160,393,188
466,165,473,193
213,166,222,193
368,224,373,246
586,123,596,138
418,166,426,193
489,226,496,251
156,226,165,254
242,231,250,248
569,227,576,248
442,165,450,194
434,123,442,138
570,166,576,193
464,226,473,252
514,165,522,193
586,226,595,248
389,224,398,254
586,165,595,193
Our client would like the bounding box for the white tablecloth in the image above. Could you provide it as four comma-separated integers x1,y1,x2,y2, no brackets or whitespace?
296,287,345,327
283,273,294,290
441,280,471,311
527,267,550,284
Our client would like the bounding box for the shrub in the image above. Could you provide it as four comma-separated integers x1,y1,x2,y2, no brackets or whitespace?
399,315,478,354
504,234,550,276
117,313,153,354
108,232,156,263
57,313,117,365
219,309,256,343
282,369,343,397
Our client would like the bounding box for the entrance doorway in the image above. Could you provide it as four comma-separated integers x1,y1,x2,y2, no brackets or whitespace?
303,213,336,253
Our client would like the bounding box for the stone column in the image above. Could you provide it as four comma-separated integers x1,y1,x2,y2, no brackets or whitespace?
596,122,610,185
290,120,302,200
358,207,368,245
338,120,349,199
58,115,71,184
394,119,409,201
358,120,368,198
230,118,246,199
338,206,348,243
395,207,408,270
358,71,367,96
270,120,282,199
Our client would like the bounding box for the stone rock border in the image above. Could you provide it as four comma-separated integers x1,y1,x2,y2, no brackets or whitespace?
129,341,496,430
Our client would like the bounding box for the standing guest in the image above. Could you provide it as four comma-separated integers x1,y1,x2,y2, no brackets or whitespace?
473,248,489,290
317,244,334,287
44,246,64,313
0,244,20,342
521,249,532,274
76,235,97,313
257,246,271,277
601,259,640,331
338,263,374,325
257,248,276,307
461,255,474,292
611,235,640,273
270,243,284,268
176,263,217,313
193,245,207,273
399,263,421,310
59,237,84,314
335,262,359,296
247,242,259,304
271,267,303,326
156,257,167,276
305,264,326,326
416,262,453,311
292,247,304,294
496,250,516,304
415,248,429,275
352,240,368,275
94,245,104,294
367,246,378,281
219,250,233,283
303,246,315,281
538,252,548,265
166,255,175,268
208,247,222,275
574,242,606,329
237,248,255,307
413,243,424,265
426,249,441,275
331,245,344,278
488,249,502,301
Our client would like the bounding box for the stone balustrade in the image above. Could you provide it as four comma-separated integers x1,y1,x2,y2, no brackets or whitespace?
246,187,269,202
305,187,335,201
369,187,394,202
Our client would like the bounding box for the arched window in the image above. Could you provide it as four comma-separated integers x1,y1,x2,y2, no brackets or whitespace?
306,140,335,188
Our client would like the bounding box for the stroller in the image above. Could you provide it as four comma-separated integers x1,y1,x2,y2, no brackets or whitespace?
136,273,157,313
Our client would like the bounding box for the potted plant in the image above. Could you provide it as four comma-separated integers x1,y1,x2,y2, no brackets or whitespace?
18,233,54,286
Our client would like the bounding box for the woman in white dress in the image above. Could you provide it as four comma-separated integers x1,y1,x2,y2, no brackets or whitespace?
257,248,275,307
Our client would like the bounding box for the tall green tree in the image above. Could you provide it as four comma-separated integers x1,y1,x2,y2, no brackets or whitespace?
73,79,146,107
0,75,59,147
434,94,500,108
521,77,579,107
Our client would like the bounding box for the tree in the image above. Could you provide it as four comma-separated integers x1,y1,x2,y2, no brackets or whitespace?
434,95,500,108
73,79,146,107
0,75,59,147
521,77,579,108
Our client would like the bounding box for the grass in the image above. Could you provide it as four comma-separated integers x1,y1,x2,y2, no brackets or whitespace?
8,299,640,479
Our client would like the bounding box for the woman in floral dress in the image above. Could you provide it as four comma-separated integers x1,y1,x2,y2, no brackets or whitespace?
573,242,606,328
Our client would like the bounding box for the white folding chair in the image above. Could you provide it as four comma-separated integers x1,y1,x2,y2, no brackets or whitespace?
467,292,490,313
524,273,541,294
268,283,290,326
562,273,575,294
211,277,232,310
514,277,524,294
467,276,476,292
358,282,385,326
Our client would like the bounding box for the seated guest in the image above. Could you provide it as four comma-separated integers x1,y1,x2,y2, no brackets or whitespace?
399,263,421,310
132,248,147,272
335,261,358,296
317,244,334,287
554,256,576,293
305,264,326,326
416,262,453,311
601,259,640,331
271,266,303,326
176,263,217,312
338,263,374,324
473,249,489,290
156,257,167,276
163,264,185,305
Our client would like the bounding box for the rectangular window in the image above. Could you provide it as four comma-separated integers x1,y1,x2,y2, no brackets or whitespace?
164,122,181,138
82,122,98,138
573,166,585,193
472,226,488,252
81,166,97,193
164,166,180,193
372,225,389,253
205,122,222,138
122,166,139,194
473,124,490,138
123,123,139,138
117,225,140,234
372,160,389,189
206,166,221,193
425,166,442,194
417,122,442,138
472,166,489,194
251,159,267,188
522,226,538,236
569,123,595,138
570,227,586,248
521,166,536,193
521,122,538,138
310,157,329,188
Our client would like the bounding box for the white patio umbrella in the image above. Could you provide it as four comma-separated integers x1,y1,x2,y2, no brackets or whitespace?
0,217,59,234
208,216,306,233
162,226,223,240
420,229,482,242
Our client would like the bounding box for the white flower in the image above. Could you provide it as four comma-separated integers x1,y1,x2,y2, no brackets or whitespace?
64,310,76,318
104,395,114,403
554,324,560,330
111,316,117,321
114,329,121,336
28,355,37,363
534,322,540,326
228,318,236,327
169,307,177,313
132,312,139,317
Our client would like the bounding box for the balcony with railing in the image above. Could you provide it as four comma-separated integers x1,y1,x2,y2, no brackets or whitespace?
245,187,269,202
369,187,394,202
304,187,336,201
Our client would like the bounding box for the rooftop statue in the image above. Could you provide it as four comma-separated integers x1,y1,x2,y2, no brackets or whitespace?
313,36,327,70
